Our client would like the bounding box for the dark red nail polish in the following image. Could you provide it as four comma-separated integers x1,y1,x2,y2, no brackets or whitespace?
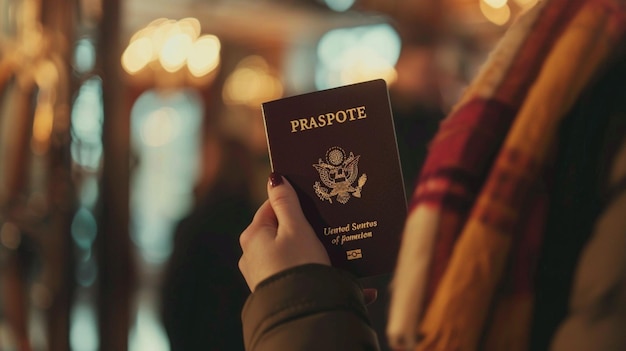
269,172,283,187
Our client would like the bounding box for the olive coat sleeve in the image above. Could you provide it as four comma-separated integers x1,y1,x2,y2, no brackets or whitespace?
241,264,380,351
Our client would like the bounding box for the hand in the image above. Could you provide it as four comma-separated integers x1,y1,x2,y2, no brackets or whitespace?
238,173,331,292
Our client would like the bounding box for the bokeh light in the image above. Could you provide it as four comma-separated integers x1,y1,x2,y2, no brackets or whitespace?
70,302,99,351
74,38,96,73
187,35,221,77
31,100,54,154
121,37,154,74
483,0,508,9
71,207,98,250
222,55,283,108
130,89,203,264
480,0,511,26
315,23,401,89
71,77,104,171
159,33,193,73
122,18,221,78
324,0,355,12
139,107,180,147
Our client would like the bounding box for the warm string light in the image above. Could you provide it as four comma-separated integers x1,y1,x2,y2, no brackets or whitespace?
121,18,221,78
483,0,508,9
222,56,283,108
480,0,539,26
31,60,60,154
480,0,511,26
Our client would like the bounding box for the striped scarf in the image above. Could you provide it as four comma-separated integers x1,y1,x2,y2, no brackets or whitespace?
387,1,626,350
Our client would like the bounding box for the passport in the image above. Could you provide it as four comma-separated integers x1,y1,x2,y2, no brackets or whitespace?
262,79,407,278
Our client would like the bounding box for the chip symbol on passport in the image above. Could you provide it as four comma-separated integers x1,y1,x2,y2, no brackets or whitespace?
346,249,363,260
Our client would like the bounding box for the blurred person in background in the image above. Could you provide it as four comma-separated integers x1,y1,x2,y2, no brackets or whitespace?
160,132,262,351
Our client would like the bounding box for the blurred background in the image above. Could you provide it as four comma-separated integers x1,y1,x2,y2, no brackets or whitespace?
0,0,538,350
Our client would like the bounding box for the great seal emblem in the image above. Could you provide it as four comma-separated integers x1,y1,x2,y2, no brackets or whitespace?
313,146,367,204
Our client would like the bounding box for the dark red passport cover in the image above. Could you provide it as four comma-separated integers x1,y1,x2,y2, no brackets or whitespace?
262,79,407,278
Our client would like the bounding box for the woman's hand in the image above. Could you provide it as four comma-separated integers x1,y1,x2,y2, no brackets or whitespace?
238,173,331,292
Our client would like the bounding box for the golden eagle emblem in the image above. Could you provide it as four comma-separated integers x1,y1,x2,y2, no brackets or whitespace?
313,146,367,204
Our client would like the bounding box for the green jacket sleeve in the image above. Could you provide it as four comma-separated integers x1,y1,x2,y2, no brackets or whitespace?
241,264,380,351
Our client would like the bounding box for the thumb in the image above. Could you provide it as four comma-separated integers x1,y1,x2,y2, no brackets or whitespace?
267,173,308,230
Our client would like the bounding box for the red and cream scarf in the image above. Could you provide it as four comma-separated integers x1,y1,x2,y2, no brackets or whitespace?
387,1,626,350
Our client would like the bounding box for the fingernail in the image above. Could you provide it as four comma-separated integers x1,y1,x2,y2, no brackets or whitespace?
269,172,283,188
